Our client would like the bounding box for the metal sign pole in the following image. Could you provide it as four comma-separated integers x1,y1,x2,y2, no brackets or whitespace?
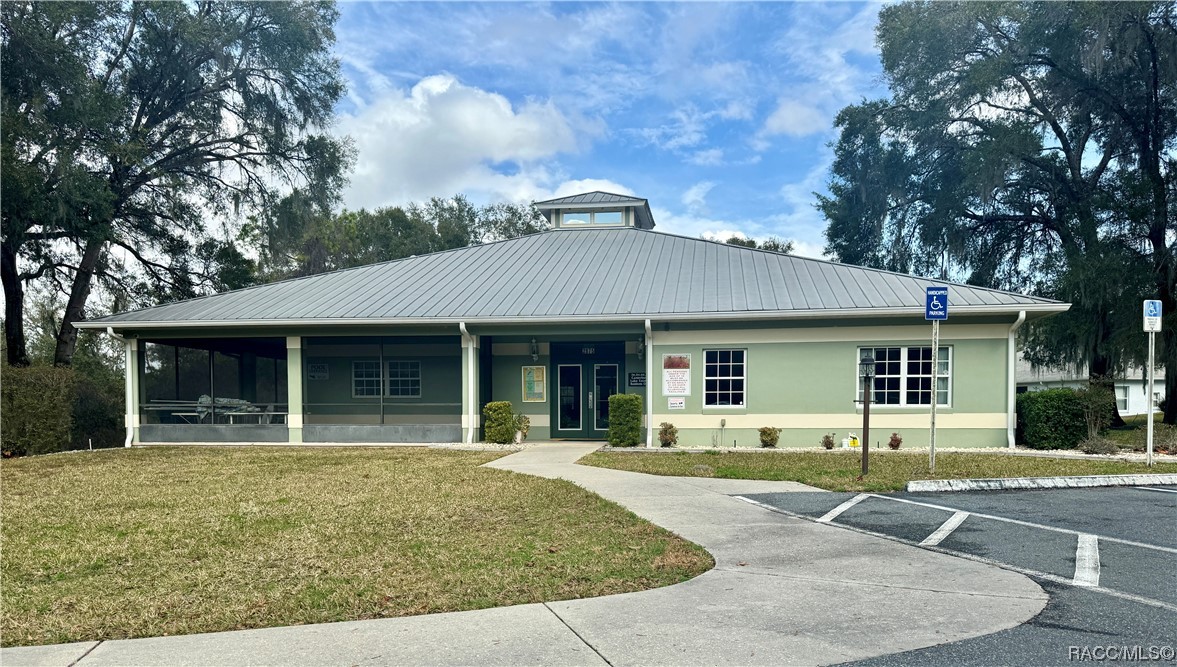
930,318,938,474
1147,330,1155,467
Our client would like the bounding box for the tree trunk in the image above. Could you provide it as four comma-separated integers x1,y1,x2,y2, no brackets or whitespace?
1,240,29,367
52,239,105,367
1088,352,1126,428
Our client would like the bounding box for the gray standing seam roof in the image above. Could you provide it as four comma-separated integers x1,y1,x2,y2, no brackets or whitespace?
533,192,645,206
82,228,1066,328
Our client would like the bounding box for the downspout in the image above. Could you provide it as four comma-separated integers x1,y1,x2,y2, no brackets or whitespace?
1007,311,1026,448
645,319,653,448
459,322,474,444
108,327,134,448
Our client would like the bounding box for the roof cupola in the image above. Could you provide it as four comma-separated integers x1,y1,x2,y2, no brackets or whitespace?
533,191,655,230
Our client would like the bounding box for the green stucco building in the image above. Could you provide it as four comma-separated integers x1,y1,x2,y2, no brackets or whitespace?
80,192,1068,449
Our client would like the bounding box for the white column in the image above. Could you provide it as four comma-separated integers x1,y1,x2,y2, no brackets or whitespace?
287,336,303,443
460,324,479,444
1007,310,1026,448
124,338,139,447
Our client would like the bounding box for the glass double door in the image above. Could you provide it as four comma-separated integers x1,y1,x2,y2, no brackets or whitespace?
552,342,624,439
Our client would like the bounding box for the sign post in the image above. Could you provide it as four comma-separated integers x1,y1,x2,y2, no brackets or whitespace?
1144,300,1162,467
926,287,949,473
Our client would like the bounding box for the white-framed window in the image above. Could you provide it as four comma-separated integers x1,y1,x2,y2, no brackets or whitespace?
561,209,625,225
387,360,422,398
857,346,951,406
704,349,746,407
1114,385,1129,411
352,360,382,398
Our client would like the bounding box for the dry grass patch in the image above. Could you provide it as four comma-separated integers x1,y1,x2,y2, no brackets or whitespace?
1,447,711,647
579,449,1177,493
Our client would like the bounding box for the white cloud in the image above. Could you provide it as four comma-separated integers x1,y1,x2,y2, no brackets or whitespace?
337,74,583,209
762,99,830,138
681,181,715,213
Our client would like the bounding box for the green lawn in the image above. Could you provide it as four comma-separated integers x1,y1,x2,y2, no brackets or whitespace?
0,447,711,647
1104,412,1177,451
579,449,1177,493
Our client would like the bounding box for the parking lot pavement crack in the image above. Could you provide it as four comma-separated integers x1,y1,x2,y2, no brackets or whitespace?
713,566,1048,601
542,602,613,666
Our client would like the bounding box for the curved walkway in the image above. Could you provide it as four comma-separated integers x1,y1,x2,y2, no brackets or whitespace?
3,443,1046,666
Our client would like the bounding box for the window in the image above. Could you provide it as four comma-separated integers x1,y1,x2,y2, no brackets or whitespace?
387,360,421,397
352,361,382,397
1114,385,1128,411
561,209,625,225
704,349,746,407
858,347,951,406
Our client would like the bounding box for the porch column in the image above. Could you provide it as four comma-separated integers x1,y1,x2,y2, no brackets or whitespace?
124,338,139,447
460,325,480,444
287,336,303,443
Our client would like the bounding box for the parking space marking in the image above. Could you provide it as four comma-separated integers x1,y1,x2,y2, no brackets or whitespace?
919,511,969,546
732,494,1177,614
1135,486,1177,494
1073,535,1100,587
866,494,1177,554
817,493,869,523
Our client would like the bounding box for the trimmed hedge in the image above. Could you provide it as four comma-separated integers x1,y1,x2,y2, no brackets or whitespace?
2,366,77,456
1016,389,1086,450
482,401,517,444
607,394,643,447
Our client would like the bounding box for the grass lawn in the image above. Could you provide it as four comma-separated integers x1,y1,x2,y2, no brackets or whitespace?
1,447,711,647
1105,413,1177,451
579,449,1177,493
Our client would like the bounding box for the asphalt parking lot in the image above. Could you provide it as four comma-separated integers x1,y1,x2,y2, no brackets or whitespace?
739,487,1177,666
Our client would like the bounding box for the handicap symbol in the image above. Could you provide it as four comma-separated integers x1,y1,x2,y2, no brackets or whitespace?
931,297,943,310
1146,301,1162,317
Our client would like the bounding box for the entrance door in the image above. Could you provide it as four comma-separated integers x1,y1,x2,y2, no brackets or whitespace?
556,365,583,435
592,364,619,437
550,342,625,439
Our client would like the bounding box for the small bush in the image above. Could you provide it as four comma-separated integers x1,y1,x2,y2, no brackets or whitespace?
1075,385,1116,439
482,401,517,444
1016,389,1086,450
515,414,531,442
820,433,835,450
1080,437,1120,456
1,365,77,456
607,394,643,447
758,426,781,448
888,432,903,450
658,422,678,447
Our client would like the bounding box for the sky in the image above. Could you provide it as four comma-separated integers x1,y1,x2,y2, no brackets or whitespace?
331,2,887,259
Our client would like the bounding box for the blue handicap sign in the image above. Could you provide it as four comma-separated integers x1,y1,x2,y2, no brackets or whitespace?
926,287,948,320
1145,300,1162,318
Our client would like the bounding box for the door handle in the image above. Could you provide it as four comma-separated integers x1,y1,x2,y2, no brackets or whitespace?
589,391,594,410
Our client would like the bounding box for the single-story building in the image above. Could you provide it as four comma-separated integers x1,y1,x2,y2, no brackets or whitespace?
1016,356,1164,417
80,191,1069,448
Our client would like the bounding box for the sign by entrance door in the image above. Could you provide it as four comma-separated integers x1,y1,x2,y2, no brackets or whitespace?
550,342,624,439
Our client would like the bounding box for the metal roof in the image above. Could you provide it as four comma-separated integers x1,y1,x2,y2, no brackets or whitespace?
81,228,1067,330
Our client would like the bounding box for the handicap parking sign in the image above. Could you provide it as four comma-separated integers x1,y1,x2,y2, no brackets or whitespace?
1144,300,1162,332
926,287,948,321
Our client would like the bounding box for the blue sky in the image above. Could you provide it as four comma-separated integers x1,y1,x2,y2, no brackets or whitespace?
332,2,886,258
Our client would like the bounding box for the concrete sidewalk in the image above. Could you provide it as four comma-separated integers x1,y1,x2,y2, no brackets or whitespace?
2,443,1047,666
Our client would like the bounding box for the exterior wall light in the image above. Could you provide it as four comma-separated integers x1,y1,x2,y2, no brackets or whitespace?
859,351,875,477
637,335,645,360
530,338,539,362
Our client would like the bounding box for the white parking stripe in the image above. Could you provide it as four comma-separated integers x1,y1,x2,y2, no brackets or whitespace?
1073,534,1101,587
865,494,1177,554
920,511,969,546
1135,486,1177,494
817,494,869,523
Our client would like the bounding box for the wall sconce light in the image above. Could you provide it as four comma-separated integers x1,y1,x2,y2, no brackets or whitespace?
530,338,539,362
637,335,645,360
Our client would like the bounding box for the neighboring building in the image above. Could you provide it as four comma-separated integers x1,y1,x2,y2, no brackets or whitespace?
80,191,1069,448
1015,357,1164,417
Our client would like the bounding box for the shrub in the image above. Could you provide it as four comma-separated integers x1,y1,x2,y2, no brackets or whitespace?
1075,385,1116,439
758,426,781,448
71,373,125,449
820,433,835,450
1080,436,1119,456
2,365,77,456
1016,389,1086,450
515,414,531,442
482,401,517,444
607,394,643,447
658,422,678,447
888,432,903,450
